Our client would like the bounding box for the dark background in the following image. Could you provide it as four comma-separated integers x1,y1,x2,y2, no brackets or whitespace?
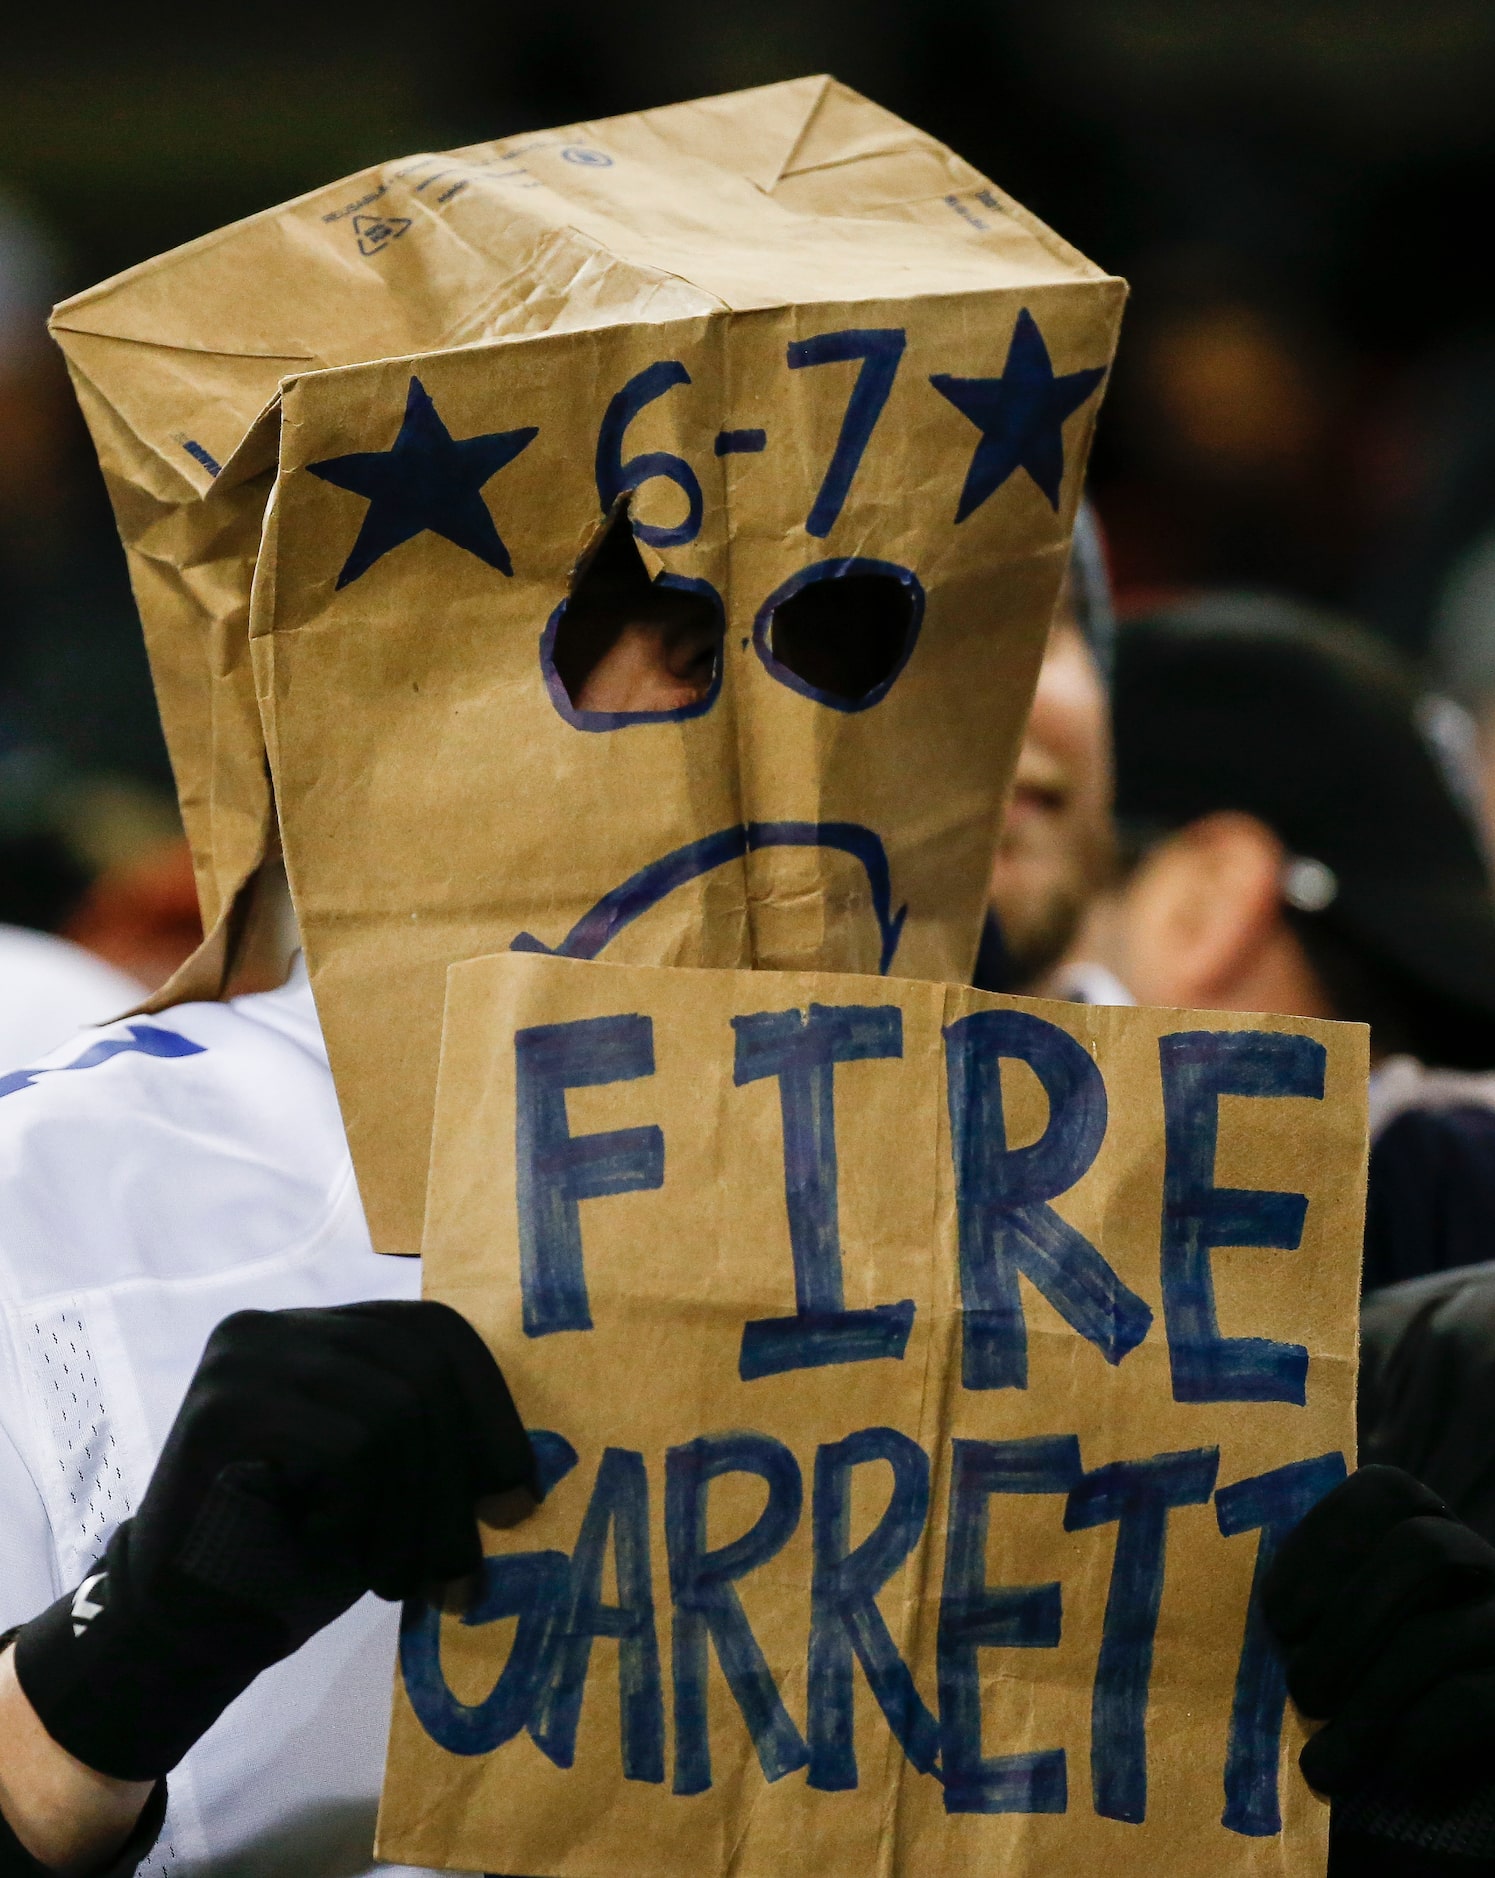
5,0,1495,792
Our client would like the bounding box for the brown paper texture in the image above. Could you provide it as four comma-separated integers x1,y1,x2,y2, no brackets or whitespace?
48,74,1109,981
249,241,1120,1247
381,951,1366,1878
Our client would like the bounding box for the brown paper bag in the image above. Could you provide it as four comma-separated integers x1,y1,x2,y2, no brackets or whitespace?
381,950,1365,1877
48,74,1108,991
248,171,1120,1247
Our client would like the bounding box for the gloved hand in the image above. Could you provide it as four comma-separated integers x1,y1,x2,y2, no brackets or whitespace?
1263,1463,1495,1799
11,1300,533,1782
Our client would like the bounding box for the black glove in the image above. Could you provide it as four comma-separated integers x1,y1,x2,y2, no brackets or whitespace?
12,1300,533,1782
1263,1464,1495,1799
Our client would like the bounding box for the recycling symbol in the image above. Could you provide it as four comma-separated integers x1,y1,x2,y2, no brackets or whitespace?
353,213,412,257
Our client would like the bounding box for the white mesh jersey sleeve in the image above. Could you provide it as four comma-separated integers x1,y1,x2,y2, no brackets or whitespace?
0,963,452,1878
0,1308,57,1631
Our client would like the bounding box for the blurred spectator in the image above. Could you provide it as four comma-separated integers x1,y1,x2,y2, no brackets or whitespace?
979,502,1125,999
1067,594,1495,1293
61,839,201,990
0,924,141,1072
1079,595,1495,1058
1430,523,1495,855
1357,340,1495,664
4,188,202,1010
3,712,201,1063
2,186,169,790
1096,258,1359,608
1261,1458,1495,1874
50,777,204,990
0,736,90,933
2,723,146,1065
1359,1261,1495,1544
0,188,64,542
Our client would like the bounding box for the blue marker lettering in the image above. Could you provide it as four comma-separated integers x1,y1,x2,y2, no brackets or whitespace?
808,1427,938,1789
530,1447,664,1782
1215,1452,1348,1835
734,1004,914,1379
400,1551,570,1757
938,1434,1082,1814
1064,1447,1220,1822
594,360,703,548
515,1013,664,1337
787,329,906,538
666,1432,809,1794
944,1010,1152,1389
1159,1031,1325,1403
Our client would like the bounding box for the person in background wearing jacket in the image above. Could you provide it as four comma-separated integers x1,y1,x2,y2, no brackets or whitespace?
1068,593,1495,1295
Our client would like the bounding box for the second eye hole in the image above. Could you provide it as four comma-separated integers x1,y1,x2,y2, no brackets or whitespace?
757,561,923,710
549,511,722,721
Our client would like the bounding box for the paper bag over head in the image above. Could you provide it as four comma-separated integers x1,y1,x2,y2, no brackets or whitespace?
48,76,1114,985
53,76,1124,1246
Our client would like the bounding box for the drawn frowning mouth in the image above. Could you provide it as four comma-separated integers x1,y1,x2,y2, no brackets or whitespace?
509,822,908,975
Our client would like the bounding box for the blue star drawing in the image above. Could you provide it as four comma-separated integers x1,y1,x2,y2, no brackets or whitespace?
308,376,538,588
930,309,1107,521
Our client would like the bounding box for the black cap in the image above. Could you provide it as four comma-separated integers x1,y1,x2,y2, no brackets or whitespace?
1112,593,1495,1063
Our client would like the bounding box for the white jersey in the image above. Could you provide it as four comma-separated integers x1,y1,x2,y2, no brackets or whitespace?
0,961,456,1878
0,924,144,1073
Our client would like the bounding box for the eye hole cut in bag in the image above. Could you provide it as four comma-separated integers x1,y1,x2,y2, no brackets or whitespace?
543,508,724,730
754,558,924,711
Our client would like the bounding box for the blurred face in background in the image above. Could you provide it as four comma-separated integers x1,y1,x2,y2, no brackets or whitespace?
1071,811,1335,1023
987,590,1115,992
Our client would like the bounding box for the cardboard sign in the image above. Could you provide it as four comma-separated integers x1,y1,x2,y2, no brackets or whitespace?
380,951,1365,1877
48,73,1113,992
252,279,1121,1252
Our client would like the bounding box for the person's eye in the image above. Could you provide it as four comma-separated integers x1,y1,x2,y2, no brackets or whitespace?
669,627,719,686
